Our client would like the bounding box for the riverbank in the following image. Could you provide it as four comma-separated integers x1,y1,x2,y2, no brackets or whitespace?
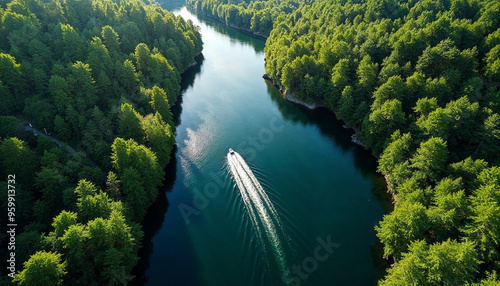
186,5,268,40
186,52,204,69
225,22,268,40
262,73,365,147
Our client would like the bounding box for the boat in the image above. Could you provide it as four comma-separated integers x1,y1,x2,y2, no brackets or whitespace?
229,148,235,155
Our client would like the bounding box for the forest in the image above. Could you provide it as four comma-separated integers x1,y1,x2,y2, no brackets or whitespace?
191,0,500,284
0,0,202,284
186,0,301,36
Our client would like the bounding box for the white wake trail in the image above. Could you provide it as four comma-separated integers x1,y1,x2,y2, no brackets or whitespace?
228,156,268,257
238,156,285,230
227,150,289,281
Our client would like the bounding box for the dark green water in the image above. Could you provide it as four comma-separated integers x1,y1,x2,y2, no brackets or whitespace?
133,4,390,286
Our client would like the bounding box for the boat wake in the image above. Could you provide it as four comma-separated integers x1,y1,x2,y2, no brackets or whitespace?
227,148,290,283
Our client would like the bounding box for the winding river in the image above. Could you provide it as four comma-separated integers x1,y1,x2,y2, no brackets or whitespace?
132,3,390,285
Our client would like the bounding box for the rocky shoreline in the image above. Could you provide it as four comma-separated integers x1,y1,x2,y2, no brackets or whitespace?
186,52,204,68
283,91,320,109
226,22,268,40
262,73,365,147
188,7,268,40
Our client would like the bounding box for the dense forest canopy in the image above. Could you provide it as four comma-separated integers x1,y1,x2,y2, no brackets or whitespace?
191,0,500,284
0,0,202,284
186,0,304,36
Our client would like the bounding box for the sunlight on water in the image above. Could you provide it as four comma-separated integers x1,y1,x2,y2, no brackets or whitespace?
182,116,219,169
227,149,291,284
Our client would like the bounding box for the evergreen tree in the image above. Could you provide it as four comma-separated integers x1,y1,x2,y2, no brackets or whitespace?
13,251,66,286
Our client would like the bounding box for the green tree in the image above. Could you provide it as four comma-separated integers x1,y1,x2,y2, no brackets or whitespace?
486,45,500,82
14,251,66,286
60,224,89,281
117,103,144,142
357,55,378,92
121,166,149,219
15,231,44,266
67,61,97,111
465,167,500,262
74,179,98,199
337,86,356,122
0,53,24,98
54,115,71,141
449,157,488,190
86,37,112,80
134,43,150,73
148,52,180,103
0,80,16,115
477,114,500,163
64,104,81,139
34,167,69,226
52,210,78,238
416,107,451,139
101,25,121,58
330,58,350,101
0,116,24,138
375,202,429,259
49,75,72,114
472,271,500,285
149,86,174,127
416,39,462,78
119,59,139,92
78,191,113,223
143,112,175,166
378,131,412,174
380,239,480,286
410,137,449,182
371,75,406,110
106,171,122,200
429,178,468,239
111,137,164,220
57,23,85,62
0,137,37,186
364,99,406,153
413,97,439,118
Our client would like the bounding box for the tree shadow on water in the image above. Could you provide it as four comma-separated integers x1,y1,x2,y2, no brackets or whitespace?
130,134,179,285
265,79,394,282
131,37,206,285
265,80,356,153
172,54,205,127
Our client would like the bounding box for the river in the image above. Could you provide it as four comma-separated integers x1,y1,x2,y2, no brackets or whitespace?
132,3,390,286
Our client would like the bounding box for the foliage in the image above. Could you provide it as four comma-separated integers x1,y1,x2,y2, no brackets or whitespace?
187,0,300,36
111,137,164,220
0,0,202,283
379,239,480,286
13,251,66,286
